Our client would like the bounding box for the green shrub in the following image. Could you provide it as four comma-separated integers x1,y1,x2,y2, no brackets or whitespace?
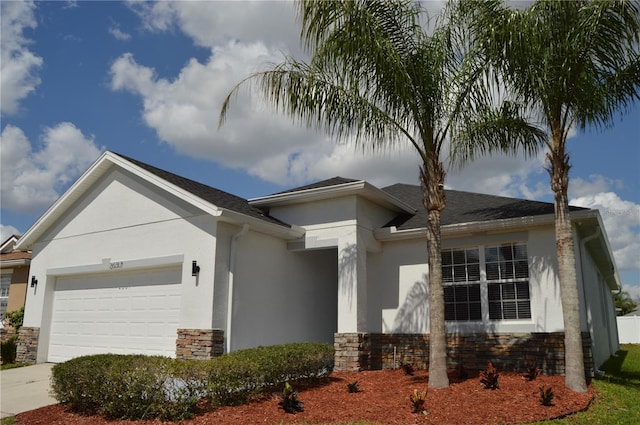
5,308,24,333
0,336,18,364
51,342,334,421
205,342,334,406
51,354,204,421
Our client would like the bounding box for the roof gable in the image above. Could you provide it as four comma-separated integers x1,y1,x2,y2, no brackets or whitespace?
116,154,288,227
1,235,20,254
15,152,295,250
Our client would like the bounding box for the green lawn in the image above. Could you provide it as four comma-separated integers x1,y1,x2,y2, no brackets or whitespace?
528,344,640,425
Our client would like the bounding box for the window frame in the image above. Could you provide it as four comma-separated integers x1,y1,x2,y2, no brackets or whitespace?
0,271,12,321
442,242,532,324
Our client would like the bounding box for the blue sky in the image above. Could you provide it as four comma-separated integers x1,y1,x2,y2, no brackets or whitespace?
1,1,639,297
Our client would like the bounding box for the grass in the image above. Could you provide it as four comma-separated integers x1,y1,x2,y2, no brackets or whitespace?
528,343,640,425
0,417,17,425
0,362,31,371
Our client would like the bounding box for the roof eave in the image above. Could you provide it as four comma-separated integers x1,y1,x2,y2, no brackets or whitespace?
0,259,31,268
575,211,621,291
218,209,305,240
374,209,599,241
250,180,416,214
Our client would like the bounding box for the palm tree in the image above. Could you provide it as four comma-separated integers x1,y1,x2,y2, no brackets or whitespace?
220,0,542,389
455,0,640,393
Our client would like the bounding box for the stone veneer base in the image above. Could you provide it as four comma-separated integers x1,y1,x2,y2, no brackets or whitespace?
15,327,40,364
176,328,224,360
334,332,593,376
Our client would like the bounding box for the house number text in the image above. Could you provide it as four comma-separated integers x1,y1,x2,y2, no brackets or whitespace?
109,261,124,270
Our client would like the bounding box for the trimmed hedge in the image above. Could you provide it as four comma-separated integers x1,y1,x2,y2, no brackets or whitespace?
51,342,334,421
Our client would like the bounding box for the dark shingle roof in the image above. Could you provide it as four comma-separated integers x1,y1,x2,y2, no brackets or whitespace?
382,183,588,229
115,153,290,227
271,177,360,195
112,154,586,231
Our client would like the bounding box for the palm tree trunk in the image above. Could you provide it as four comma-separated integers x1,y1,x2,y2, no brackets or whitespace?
548,143,588,393
421,159,449,389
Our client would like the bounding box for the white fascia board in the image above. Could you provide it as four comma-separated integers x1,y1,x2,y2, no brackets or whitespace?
218,209,305,240
0,259,30,268
374,209,600,241
576,211,621,291
0,236,19,253
15,152,223,251
249,180,416,215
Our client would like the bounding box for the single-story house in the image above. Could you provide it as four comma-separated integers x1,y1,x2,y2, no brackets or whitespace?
1,235,31,337
15,151,620,374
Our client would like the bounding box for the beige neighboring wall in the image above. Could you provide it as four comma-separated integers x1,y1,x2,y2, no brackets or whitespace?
1,250,31,315
7,266,28,312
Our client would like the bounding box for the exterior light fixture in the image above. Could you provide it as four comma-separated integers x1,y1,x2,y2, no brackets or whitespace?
31,276,38,287
192,261,200,276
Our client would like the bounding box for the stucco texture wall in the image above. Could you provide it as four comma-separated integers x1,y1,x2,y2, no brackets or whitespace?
230,229,338,351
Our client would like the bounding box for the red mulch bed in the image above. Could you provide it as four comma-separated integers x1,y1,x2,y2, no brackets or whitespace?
16,369,594,425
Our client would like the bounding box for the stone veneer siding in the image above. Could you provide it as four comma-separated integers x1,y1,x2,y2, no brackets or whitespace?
176,328,224,360
334,332,593,376
15,326,40,363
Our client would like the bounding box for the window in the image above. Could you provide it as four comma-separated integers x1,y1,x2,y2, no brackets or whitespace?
0,273,10,321
442,248,481,321
486,243,531,320
443,243,532,322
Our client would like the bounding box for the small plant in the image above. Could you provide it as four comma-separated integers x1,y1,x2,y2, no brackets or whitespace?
523,364,540,381
347,381,360,393
409,388,427,413
480,362,500,390
5,307,24,333
456,364,469,381
279,382,304,413
539,385,554,406
401,361,415,376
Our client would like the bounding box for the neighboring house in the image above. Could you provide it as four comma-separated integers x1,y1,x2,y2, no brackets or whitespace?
15,151,620,375
0,235,31,334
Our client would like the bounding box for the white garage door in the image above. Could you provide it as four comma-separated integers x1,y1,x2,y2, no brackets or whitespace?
48,267,182,363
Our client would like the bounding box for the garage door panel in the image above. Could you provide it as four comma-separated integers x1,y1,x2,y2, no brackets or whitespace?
48,267,182,363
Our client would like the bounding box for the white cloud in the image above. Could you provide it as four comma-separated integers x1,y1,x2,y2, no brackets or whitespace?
622,283,640,302
570,174,624,199
0,0,43,115
112,1,554,196
0,224,20,243
0,123,103,214
109,25,131,41
126,1,300,53
571,190,640,272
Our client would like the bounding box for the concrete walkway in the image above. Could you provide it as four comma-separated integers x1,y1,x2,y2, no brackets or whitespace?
1,363,57,419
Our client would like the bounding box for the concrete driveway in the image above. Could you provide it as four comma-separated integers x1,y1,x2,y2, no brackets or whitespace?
1,363,57,419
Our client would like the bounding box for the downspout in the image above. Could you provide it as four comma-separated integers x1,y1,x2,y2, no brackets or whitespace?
226,224,250,354
578,227,604,375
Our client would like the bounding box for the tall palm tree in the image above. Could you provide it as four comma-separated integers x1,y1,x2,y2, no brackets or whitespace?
455,0,640,393
220,0,542,389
